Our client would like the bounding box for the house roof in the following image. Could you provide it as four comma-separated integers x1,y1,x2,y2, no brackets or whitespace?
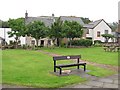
25,16,85,27
83,19,112,30
25,16,54,27
60,16,84,26
83,19,103,29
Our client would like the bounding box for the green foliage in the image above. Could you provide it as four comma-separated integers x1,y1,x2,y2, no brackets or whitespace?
63,21,83,39
101,34,114,43
0,20,2,27
94,40,102,47
63,21,83,47
8,18,25,37
109,22,118,32
2,21,9,28
94,40,102,44
49,17,63,46
68,39,92,47
8,18,26,48
26,21,47,47
81,17,92,24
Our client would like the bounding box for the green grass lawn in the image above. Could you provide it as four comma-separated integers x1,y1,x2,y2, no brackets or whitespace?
40,47,118,66
2,49,86,88
2,48,116,88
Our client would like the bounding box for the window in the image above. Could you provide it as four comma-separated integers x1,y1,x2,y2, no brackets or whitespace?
31,40,35,45
97,31,100,37
105,30,108,34
87,29,89,34
48,40,51,45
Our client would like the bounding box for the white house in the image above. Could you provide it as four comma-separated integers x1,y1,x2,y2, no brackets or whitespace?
0,28,26,45
83,19,112,43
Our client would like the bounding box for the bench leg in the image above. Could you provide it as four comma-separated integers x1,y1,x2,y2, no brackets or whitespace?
59,68,62,75
77,65,79,69
54,67,56,72
84,65,86,71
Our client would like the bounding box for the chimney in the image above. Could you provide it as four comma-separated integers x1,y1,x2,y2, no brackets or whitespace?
52,13,54,17
25,10,28,19
52,13,55,22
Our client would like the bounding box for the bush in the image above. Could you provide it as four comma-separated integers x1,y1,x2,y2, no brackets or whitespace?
94,40,102,47
60,43,66,48
94,40,102,44
68,39,92,47
22,44,27,49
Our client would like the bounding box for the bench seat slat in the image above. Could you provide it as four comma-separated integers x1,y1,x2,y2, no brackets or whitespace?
56,63,86,68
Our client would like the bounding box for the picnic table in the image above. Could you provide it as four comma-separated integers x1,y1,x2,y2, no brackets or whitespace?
103,45,120,52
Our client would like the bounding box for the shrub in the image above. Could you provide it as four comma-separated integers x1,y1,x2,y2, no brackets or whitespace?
68,39,92,47
94,40,102,44
22,44,27,49
60,43,66,48
94,40,102,47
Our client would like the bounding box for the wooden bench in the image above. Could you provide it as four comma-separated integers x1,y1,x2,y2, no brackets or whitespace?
53,55,86,75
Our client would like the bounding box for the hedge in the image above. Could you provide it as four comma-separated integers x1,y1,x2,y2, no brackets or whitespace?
68,39,92,47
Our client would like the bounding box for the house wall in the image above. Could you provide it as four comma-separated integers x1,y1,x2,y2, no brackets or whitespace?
86,29,93,38
0,28,26,45
26,37,54,47
92,20,112,42
0,28,14,44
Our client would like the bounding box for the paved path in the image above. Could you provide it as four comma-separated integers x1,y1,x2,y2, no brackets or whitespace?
64,74,119,88
38,50,119,88
2,74,119,88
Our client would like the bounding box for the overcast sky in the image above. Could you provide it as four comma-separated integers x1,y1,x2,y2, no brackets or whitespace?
0,0,119,23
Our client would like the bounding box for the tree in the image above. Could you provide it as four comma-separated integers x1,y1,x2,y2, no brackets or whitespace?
63,21,83,47
8,18,25,48
1,21,9,45
109,22,118,32
26,21,47,48
81,17,92,24
49,17,63,47
0,20,2,27
2,21,9,28
101,34,114,43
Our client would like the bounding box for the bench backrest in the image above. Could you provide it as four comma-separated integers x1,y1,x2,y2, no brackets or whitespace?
53,55,81,61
